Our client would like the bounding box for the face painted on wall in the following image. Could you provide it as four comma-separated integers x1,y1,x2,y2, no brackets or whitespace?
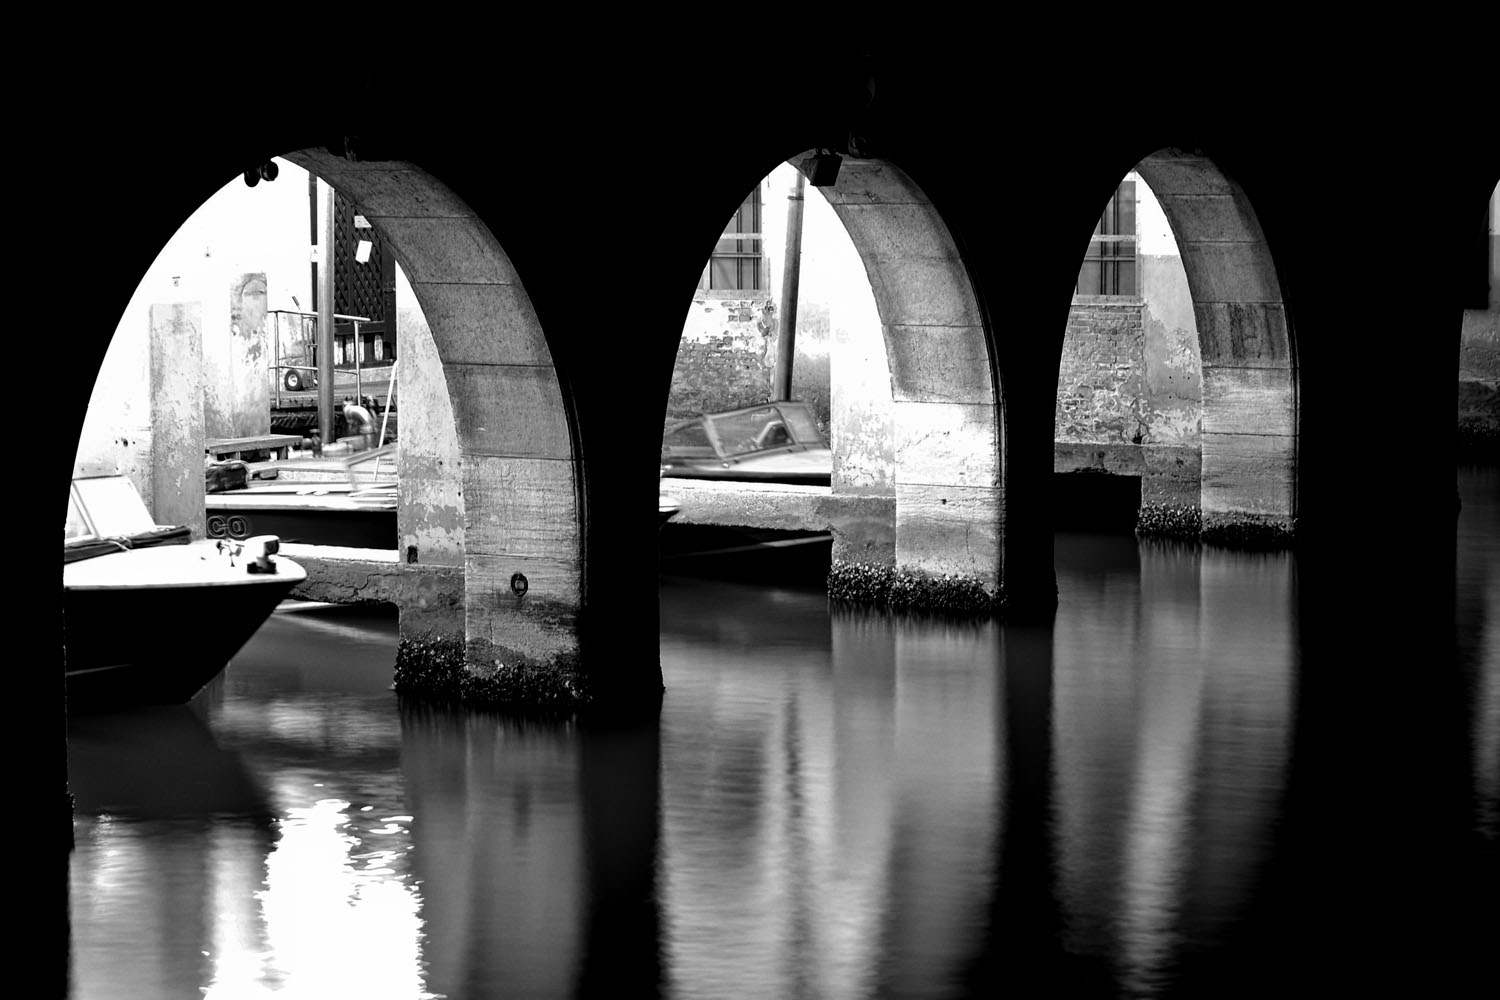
231,273,268,339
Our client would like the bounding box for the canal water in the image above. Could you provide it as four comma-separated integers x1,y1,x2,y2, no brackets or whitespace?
66,468,1499,999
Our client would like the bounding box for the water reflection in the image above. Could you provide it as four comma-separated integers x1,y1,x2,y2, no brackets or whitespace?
399,704,586,998
658,579,1002,999
1457,465,1499,843
1052,537,1294,996
66,468,1500,998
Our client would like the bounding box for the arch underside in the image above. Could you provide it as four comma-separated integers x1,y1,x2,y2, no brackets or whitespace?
1135,150,1296,532
273,145,1293,654
285,149,582,662
814,156,1002,584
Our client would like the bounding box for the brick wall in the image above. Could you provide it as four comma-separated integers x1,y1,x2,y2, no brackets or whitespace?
1055,300,1146,444
667,298,777,423
667,297,833,435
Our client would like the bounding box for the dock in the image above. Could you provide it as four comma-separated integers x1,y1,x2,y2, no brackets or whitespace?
206,434,303,462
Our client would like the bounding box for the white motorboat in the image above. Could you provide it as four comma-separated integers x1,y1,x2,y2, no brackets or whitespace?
64,475,306,710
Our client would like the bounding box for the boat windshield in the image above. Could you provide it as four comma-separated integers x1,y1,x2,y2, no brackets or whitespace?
710,406,794,457
65,493,92,541
70,477,159,539
662,420,717,463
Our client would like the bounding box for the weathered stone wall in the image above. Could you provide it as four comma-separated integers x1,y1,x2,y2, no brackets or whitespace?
829,160,1000,588
149,302,205,535
1459,308,1499,457
1053,173,1207,529
1052,295,1203,522
1135,151,1294,541
668,164,837,433
73,301,153,491
668,298,778,421
285,545,461,621
829,255,894,518
394,266,464,574
667,300,835,427
202,272,271,440
1139,256,1203,447
1056,300,1146,445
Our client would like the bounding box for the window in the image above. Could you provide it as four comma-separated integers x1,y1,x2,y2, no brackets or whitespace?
702,187,764,293
1077,179,1137,297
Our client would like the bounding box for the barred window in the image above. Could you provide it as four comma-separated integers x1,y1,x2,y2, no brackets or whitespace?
702,187,764,293
1077,180,1137,297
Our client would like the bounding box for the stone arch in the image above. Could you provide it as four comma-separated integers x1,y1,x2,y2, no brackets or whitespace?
1133,149,1297,539
285,149,582,665
808,155,1002,588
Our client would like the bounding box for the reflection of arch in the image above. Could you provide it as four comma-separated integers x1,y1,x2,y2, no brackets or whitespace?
285,150,581,662
1134,150,1297,537
806,155,1002,585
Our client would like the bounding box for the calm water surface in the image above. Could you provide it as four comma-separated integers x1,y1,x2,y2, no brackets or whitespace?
67,468,1500,998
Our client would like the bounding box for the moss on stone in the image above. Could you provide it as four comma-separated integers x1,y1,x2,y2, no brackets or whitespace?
1201,513,1296,550
393,630,468,701
459,654,589,713
1136,504,1296,550
394,630,590,716
1135,501,1202,540
827,560,1003,616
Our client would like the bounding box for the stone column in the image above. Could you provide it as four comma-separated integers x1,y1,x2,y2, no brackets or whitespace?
1139,151,1296,544
149,301,205,535
826,160,1002,600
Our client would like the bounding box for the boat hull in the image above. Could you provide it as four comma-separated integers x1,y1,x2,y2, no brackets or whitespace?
657,465,831,486
206,492,395,549
659,523,832,581
64,551,305,710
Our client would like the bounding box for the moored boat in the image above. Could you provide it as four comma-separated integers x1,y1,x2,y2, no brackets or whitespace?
660,401,831,486
64,475,306,710
205,443,397,549
659,465,681,526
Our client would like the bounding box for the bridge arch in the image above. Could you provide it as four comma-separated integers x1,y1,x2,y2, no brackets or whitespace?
1132,149,1297,539
283,149,583,665
796,154,1003,590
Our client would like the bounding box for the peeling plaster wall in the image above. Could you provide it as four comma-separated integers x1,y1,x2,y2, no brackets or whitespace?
228,272,271,437
73,304,152,493
669,164,888,472
202,271,272,440
148,302,205,534
669,297,779,419
668,164,841,434
1139,254,1202,447
80,158,314,514
1054,172,1203,509
831,272,893,496
396,265,465,569
79,268,274,505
